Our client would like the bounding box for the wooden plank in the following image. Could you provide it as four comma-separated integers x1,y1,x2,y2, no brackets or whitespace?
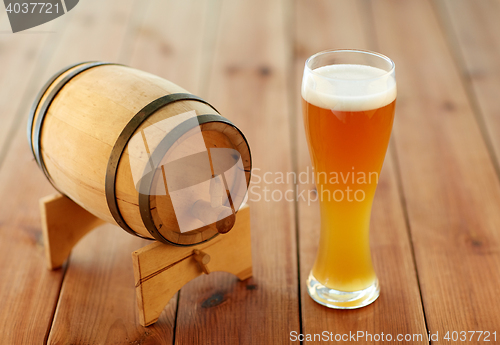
173,0,300,343
46,0,218,343
371,0,500,339
40,194,105,270
0,154,65,344
0,7,91,345
0,0,154,344
0,19,62,343
436,0,500,174
127,0,215,95
48,225,175,344
0,17,56,163
294,1,427,343
132,205,252,327
0,0,142,163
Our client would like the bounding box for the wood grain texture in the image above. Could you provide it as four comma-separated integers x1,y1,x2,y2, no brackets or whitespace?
0,144,66,344
436,0,500,172
0,28,53,157
127,0,216,96
48,225,174,345
293,1,428,343
173,0,300,344
371,0,500,340
0,5,61,156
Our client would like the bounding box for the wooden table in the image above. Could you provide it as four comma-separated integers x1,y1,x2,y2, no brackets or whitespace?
0,0,499,344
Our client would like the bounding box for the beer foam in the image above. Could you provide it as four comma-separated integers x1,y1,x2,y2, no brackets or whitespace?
301,64,396,111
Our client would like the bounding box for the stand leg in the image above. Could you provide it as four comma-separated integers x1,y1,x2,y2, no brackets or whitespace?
40,193,105,270
132,204,252,326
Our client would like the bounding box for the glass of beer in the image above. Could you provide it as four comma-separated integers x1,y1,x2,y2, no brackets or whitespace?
302,49,396,308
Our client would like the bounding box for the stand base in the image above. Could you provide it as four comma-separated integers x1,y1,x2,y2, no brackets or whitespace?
40,193,253,327
306,272,379,309
40,194,105,270
132,205,252,326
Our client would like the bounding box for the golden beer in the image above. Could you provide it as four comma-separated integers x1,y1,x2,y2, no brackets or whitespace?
302,50,396,308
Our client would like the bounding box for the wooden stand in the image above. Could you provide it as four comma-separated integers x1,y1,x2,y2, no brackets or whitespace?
40,193,253,327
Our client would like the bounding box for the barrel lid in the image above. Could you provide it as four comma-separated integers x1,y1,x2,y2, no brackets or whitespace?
108,93,251,246
143,115,250,245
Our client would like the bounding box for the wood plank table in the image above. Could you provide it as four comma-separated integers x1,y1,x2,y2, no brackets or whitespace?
0,0,499,344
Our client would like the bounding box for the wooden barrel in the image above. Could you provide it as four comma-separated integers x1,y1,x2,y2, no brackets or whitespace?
28,62,251,246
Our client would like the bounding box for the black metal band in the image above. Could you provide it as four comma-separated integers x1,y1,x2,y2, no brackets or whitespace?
105,93,219,239
29,61,118,192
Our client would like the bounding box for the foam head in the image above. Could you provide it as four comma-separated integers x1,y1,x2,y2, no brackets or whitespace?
301,64,397,112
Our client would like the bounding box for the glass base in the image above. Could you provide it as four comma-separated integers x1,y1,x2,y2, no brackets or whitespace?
306,271,380,309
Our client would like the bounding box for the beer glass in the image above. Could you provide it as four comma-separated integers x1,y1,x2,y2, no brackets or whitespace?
302,49,396,308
